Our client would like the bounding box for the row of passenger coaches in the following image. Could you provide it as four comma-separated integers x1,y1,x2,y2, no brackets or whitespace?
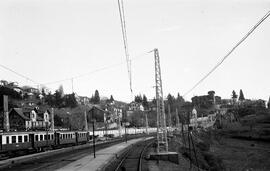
0,127,156,154
0,131,91,153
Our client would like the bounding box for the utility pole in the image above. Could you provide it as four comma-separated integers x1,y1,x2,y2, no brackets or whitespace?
176,108,180,128
145,111,149,134
92,120,96,158
117,108,122,137
84,110,88,131
168,104,172,129
51,108,54,131
154,48,168,153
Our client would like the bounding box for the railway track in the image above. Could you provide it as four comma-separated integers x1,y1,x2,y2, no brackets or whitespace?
113,138,154,171
0,135,154,171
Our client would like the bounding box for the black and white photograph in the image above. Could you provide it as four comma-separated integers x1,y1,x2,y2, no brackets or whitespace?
0,0,270,170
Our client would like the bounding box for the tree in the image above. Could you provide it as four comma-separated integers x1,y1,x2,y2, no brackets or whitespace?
239,89,245,101
167,94,175,107
151,98,156,106
109,95,114,102
232,90,238,104
134,94,143,103
176,93,185,104
45,91,54,106
142,95,149,110
54,114,64,126
93,90,100,104
41,88,46,97
54,90,63,108
58,85,64,98
232,90,237,99
64,93,78,108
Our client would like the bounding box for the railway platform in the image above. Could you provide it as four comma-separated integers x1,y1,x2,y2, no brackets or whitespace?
57,137,152,171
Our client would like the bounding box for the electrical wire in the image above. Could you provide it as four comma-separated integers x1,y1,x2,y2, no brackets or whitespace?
118,0,132,93
41,51,149,86
0,64,39,85
183,10,270,97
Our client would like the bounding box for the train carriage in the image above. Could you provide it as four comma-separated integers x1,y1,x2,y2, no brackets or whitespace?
0,132,32,153
33,131,55,150
0,127,157,156
76,131,89,144
57,131,76,145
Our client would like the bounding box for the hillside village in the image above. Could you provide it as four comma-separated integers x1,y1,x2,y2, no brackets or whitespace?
0,79,270,133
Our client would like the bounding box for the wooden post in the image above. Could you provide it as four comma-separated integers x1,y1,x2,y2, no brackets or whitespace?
168,104,172,128
145,111,149,134
176,108,180,128
125,122,127,143
84,110,88,131
93,120,96,158
51,108,54,131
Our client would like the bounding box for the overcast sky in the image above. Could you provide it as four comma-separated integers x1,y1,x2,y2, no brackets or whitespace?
0,0,270,102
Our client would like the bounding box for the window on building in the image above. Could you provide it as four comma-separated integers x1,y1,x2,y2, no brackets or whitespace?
51,134,54,140
35,135,38,141
24,135,28,142
12,136,16,143
44,135,47,140
6,136,9,144
40,135,43,141
18,136,22,143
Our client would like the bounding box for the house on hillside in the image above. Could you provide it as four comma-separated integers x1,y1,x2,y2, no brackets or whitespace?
8,107,51,131
76,95,90,105
128,101,144,111
89,106,109,123
9,108,31,131
21,86,39,99
22,86,39,94
0,80,8,86
13,86,23,95
7,82,19,88
241,99,266,109
192,91,221,109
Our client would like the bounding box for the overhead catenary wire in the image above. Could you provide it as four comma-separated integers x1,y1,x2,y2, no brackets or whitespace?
117,0,132,94
183,10,270,97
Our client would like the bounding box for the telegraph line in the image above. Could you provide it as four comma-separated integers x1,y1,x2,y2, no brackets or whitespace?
41,51,149,86
1,50,150,93
0,64,39,85
183,10,270,97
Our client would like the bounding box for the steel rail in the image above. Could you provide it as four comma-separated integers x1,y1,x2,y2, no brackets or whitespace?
115,139,154,171
138,140,154,171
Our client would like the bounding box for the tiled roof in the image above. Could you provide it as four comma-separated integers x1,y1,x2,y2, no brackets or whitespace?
12,108,30,120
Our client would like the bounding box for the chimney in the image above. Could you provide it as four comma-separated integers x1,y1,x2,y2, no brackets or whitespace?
3,95,10,132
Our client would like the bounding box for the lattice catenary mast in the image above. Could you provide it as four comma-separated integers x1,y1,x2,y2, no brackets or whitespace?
154,48,168,153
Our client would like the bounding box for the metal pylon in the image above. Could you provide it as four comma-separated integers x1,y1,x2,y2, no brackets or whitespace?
154,48,168,153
